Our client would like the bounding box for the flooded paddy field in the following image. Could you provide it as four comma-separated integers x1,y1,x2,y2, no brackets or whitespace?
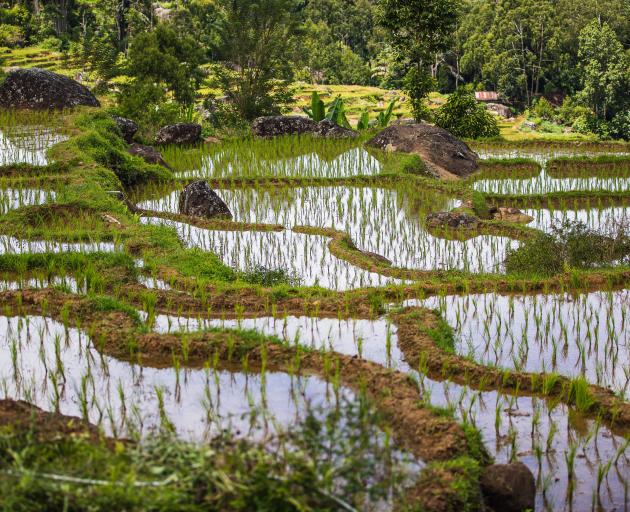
1,111,629,511
134,184,518,276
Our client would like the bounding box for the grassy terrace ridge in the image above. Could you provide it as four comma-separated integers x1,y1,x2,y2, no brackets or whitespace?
1,106,630,511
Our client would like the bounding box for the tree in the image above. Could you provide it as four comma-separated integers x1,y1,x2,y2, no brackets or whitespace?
578,20,628,120
213,0,300,121
434,86,500,139
117,24,204,129
378,0,460,120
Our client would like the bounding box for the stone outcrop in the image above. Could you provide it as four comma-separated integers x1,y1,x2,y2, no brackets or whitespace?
113,116,138,143
491,207,533,224
0,68,100,110
312,119,358,138
486,103,511,119
127,144,171,169
155,123,202,145
178,180,232,219
480,462,535,512
426,211,480,230
252,116,317,137
366,124,479,180
252,116,357,138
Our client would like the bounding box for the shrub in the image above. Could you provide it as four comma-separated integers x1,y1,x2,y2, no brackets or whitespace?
505,220,630,275
557,96,596,130
505,232,565,276
435,86,500,139
240,265,302,287
531,96,555,121
610,110,630,140
403,66,435,122
0,24,23,47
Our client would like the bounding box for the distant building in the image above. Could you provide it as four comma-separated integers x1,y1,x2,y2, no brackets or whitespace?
475,91,500,103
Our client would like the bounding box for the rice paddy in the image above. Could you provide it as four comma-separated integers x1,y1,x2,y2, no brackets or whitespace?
1,110,629,510
134,184,516,276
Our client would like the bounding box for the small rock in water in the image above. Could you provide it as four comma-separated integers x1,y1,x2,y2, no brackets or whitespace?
178,180,232,219
480,462,535,512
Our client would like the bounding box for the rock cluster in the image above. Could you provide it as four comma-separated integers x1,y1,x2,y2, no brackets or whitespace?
491,206,533,224
426,211,480,230
0,68,100,110
178,180,232,219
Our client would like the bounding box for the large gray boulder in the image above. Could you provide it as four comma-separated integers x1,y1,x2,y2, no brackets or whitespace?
155,123,202,145
366,123,479,179
127,144,171,169
312,119,358,139
0,68,100,110
114,116,138,143
178,180,232,219
480,462,535,512
252,116,317,137
252,116,357,138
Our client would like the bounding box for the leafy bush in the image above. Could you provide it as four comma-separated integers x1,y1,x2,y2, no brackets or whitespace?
531,97,555,121
0,23,23,47
610,110,630,140
556,96,593,125
403,66,436,122
240,265,302,287
505,220,630,275
434,87,500,139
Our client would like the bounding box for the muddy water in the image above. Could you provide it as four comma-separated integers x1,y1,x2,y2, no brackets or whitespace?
0,314,422,510
0,275,83,293
0,315,357,440
474,149,630,195
136,186,517,274
0,128,66,166
412,290,630,400
151,310,630,510
171,146,386,179
151,314,408,372
141,216,405,290
0,188,56,215
0,237,119,254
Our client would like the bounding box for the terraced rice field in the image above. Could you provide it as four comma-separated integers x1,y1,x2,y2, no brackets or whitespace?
0,110,629,511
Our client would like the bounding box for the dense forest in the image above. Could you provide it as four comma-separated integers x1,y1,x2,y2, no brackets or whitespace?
1,0,629,138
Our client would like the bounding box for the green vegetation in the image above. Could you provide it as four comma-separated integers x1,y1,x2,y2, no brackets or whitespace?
1,1,630,510
435,87,500,139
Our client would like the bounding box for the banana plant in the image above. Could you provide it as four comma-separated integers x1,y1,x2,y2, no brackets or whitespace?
376,100,397,127
302,91,326,122
356,111,370,130
325,96,352,129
